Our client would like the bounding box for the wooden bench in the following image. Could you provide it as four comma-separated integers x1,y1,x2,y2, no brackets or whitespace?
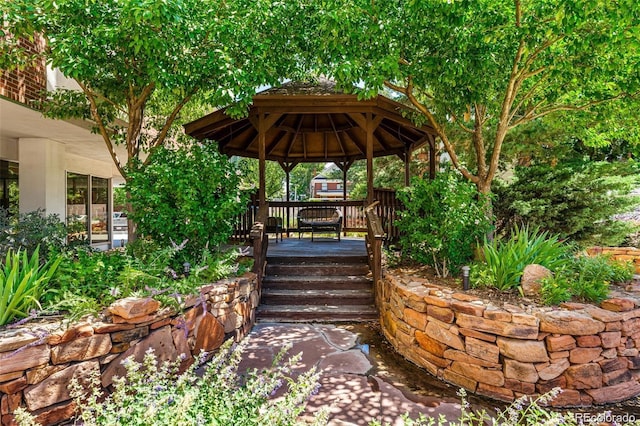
297,207,342,241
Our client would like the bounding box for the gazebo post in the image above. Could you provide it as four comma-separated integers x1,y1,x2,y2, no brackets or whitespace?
279,160,297,238
258,113,267,212
336,159,354,236
366,113,374,205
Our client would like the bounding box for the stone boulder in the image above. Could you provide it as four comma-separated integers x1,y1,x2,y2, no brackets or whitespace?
521,264,552,296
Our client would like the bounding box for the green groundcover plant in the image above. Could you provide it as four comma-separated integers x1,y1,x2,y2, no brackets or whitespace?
472,226,570,291
0,246,61,326
15,340,325,426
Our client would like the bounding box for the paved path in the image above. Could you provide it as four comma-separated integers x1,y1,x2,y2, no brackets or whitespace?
239,323,463,426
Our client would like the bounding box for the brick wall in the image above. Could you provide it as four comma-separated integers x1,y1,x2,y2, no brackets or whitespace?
0,35,47,105
587,247,640,274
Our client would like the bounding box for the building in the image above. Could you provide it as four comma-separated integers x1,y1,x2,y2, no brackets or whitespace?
309,174,350,200
0,36,125,249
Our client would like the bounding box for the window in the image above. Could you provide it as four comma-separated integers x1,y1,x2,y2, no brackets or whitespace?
0,160,19,216
67,172,111,244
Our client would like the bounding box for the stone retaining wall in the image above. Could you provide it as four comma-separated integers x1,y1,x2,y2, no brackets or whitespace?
378,272,640,407
587,247,640,274
0,273,259,426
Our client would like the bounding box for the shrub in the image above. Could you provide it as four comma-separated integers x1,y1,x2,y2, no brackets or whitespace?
541,254,633,305
15,340,325,426
126,143,249,264
397,169,492,277
493,160,640,245
476,226,571,291
0,208,68,263
0,247,61,326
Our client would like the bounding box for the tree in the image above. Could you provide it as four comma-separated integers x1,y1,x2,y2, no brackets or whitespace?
312,0,640,195
237,159,285,200
1,0,308,240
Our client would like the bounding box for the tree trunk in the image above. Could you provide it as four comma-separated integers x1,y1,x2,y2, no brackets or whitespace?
126,193,137,244
477,179,495,242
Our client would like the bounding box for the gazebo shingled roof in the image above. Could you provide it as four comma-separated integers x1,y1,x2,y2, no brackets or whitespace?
184,80,438,205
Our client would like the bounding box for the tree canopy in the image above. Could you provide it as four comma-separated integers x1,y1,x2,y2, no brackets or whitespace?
0,0,309,178
311,0,640,193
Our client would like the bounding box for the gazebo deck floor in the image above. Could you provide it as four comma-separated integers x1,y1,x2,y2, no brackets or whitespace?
266,236,367,259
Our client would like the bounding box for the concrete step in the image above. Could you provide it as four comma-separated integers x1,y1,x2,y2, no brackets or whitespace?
261,288,374,306
256,304,378,322
266,262,371,277
262,275,373,291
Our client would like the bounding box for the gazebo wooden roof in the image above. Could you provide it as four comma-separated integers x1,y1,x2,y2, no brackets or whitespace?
184,80,437,205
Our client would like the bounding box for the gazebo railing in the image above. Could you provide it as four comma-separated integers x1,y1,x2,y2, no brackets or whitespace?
231,189,403,242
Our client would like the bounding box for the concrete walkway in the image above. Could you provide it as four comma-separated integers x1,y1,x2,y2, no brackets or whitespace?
239,323,464,426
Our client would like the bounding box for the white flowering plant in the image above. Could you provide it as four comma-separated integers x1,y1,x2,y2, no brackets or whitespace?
15,340,325,426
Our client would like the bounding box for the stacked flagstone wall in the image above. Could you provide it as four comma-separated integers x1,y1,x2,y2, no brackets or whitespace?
587,247,640,274
0,273,259,426
378,272,640,407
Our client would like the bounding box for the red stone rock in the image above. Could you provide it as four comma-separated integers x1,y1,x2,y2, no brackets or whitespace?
23,360,99,411
465,337,499,364
585,381,640,404
442,369,477,392
605,321,622,331
25,365,67,385
458,327,496,342
48,323,94,346
0,372,22,383
575,335,601,347
450,361,504,387
537,310,605,336
403,308,428,330
496,337,549,363
415,331,447,357
443,349,500,368
426,306,454,324
546,335,576,352
628,355,640,369
0,345,50,375
599,331,622,349
621,309,640,321
50,334,112,364
451,301,485,317
560,302,589,311
451,293,480,302
484,307,511,322
477,382,515,402
101,326,178,387
1,393,21,415
549,350,569,360
622,318,640,336
601,298,636,312
537,375,567,394
423,295,451,308
110,326,150,343
194,312,225,353
598,357,628,373
504,359,539,383
0,376,26,394
603,368,632,386
504,378,536,394
585,306,622,323
511,313,539,327
569,347,602,364
414,347,451,368
564,363,602,389
538,358,570,381
549,389,584,407
108,297,160,319
150,317,172,330
425,321,464,350
457,313,538,339
33,401,76,426
92,322,135,334
521,264,551,296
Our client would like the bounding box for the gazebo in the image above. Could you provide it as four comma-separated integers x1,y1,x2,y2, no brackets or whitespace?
184,80,437,235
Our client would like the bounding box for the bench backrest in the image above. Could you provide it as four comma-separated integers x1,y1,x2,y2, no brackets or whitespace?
297,207,342,222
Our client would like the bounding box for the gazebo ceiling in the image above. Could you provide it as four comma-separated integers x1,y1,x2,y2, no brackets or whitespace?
184,80,436,164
